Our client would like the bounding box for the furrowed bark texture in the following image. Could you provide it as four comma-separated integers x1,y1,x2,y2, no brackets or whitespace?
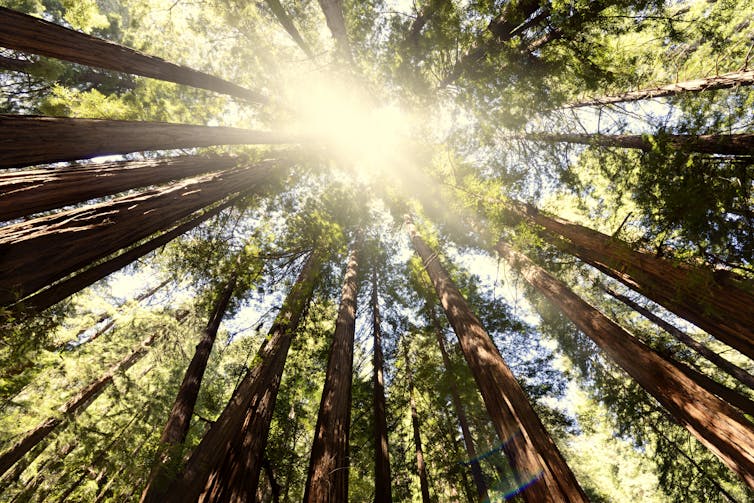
525,132,754,156
158,252,321,503
0,115,298,169
406,216,587,503
141,274,237,501
0,162,281,306
304,244,360,503
14,195,242,316
0,335,154,477
501,200,754,361
371,271,393,503
0,7,265,102
566,70,754,108
404,344,431,503
497,241,754,489
431,309,488,501
604,287,754,391
0,155,240,221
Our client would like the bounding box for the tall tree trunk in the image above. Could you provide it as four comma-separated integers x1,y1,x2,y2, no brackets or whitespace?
317,0,353,62
0,334,155,477
403,341,431,503
158,251,321,503
304,243,360,503
430,308,488,501
141,273,237,500
0,155,240,221
9,441,75,503
523,131,754,156
604,287,754,390
496,241,754,489
406,216,587,502
0,55,34,73
565,70,754,108
263,0,314,58
0,162,282,306
0,7,266,102
497,199,754,362
371,270,393,503
16,195,242,316
0,115,297,169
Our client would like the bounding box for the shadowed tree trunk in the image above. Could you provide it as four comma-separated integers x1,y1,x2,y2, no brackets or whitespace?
140,273,238,500
0,155,241,221
15,195,243,316
406,216,588,503
565,70,754,108
0,161,282,306
371,270,392,503
304,242,360,503
0,55,34,73
496,241,754,489
522,131,754,156
317,0,352,62
603,287,754,390
0,334,155,477
9,441,76,503
0,115,299,169
264,0,314,58
497,199,754,362
430,307,488,501
0,7,266,102
403,340,431,503
158,251,321,503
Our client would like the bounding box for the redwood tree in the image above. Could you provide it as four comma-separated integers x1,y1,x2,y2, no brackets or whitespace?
0,7,266,102
496,240,754,489
304,242,360,503
403,341,431,503
371,270,392,503
406,216,588,502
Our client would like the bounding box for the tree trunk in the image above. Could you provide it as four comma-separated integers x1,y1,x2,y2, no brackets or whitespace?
9,441,75,503
403,341,431,503
317,0,352,62
371,270,393,503
405,0,450,47
565,70,754,108
16,195,242,316
524,131,754,156
0,161,282,306
0,155,240,221
496,241,754,489
0,55,34,73
303,243,360,503
141,273,237,500
604,287,754,390
0,7,266,102
0,334,155,477
264,0,314,58
158,251,321,503
498,199,754,362
430,308,488,501
406,216,587,503
0,115,298,169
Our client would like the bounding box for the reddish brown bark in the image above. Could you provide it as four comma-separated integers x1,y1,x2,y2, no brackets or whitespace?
304,243,360,503
0,155,240,221
497,241,754,489
565,70,754,108
158,251,321,503
371,271,393,503
524,132,754,156
430,309,488,501
0,161,281,306
404,342,431,503
0,115,298,169
500,199,754,362
140,274,237,500
264,0,314,58
406,216,587,503
0,334,155,477
0,7,265,102
15,195,243,316
604,287,754,391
